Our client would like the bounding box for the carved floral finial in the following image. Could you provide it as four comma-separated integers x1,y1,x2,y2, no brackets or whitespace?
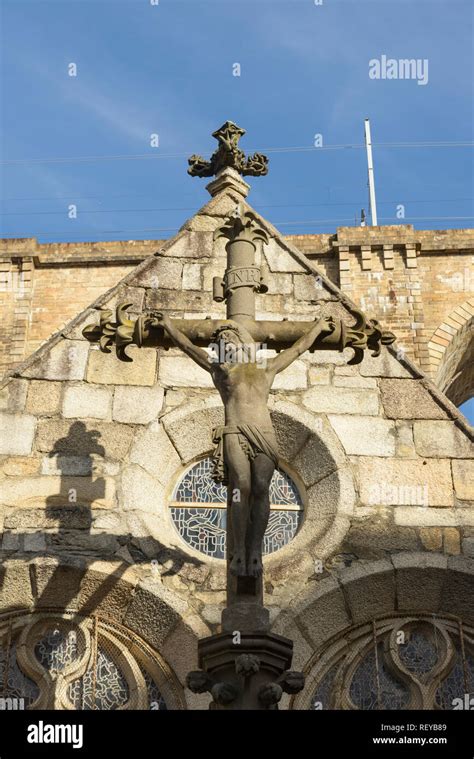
213,205,269,247
188,121,269,178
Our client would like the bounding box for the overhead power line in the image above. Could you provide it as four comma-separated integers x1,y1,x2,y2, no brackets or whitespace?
1,199,472,217
1,140,473,166
2,186,469,202
2,215,473,240
275,215,474,226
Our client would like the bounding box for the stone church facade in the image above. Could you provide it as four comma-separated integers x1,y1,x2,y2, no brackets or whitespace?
0,171,473,710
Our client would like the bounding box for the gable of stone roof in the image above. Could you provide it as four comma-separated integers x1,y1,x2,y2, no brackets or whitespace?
1,180,472,439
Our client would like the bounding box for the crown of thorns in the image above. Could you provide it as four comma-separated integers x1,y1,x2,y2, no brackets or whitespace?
210,323,255,344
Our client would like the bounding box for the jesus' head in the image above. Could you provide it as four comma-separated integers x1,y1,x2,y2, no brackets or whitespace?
210,321,258,365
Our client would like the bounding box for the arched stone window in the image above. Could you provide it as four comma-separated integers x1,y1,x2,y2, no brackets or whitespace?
169,456,304,559
0,612,185,710
296,615,474,710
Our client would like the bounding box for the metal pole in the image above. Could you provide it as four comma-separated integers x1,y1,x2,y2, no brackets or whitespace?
364,118,378,226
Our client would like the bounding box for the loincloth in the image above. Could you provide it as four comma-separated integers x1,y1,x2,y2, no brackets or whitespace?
211,424,279,484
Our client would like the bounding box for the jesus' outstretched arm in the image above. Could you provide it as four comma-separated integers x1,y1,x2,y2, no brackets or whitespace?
267,315,335,377
150,311,212,373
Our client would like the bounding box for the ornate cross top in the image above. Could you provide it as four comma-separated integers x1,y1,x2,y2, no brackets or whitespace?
188,121,269,178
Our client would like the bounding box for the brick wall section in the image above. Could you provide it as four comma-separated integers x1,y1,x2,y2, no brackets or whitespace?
293,226,474,399
0,239,164,374
27,263,134,357
0,227,473,401
0,241,35,372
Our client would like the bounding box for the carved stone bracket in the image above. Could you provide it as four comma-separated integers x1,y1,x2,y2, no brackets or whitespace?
186,633,304,710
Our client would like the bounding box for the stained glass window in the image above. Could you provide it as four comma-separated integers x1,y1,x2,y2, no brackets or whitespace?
310,664,337,710
348,643,410,710
35,628,79,673
0,614,173,711
169,457,303,559
68,649,130,710
436,650,474,710
0,642,39,708
305,616,474,711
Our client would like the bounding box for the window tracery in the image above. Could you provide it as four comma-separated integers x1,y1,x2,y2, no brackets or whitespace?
300,616,474,710
0,612,183,710
170,457,304,559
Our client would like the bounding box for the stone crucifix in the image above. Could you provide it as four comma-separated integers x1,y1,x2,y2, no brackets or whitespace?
152,218,335,581
83,122,395,610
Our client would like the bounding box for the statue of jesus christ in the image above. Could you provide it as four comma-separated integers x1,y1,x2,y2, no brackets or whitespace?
152,312,335,578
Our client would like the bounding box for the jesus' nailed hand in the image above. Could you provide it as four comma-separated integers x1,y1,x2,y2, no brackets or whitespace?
151,311,335,578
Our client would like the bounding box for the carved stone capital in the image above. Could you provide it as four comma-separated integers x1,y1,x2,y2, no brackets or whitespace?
214,207,269,248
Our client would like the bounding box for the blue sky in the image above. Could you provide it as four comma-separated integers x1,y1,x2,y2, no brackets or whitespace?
462,397,474,422
0,0,473,420
1,0,472,241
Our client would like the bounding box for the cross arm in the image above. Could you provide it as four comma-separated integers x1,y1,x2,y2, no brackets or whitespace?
82,302,396,365
151,311,212,373
267,316,336,376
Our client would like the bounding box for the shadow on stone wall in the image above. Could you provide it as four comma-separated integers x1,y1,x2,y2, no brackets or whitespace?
45,421,105,534
0,421,204,614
